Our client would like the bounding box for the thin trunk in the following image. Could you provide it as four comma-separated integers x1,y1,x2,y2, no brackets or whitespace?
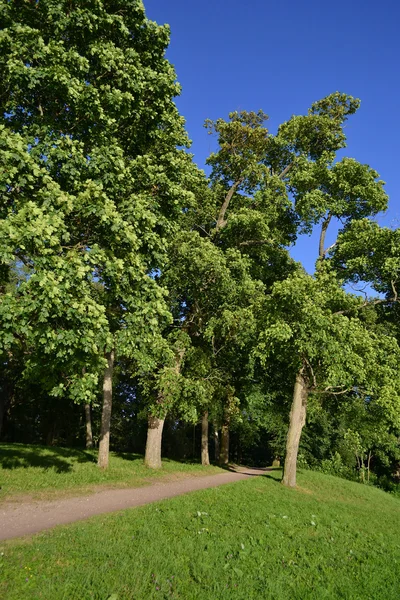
46,421,57,446
84,403,93,449
0,379,13,439
97,349,115,469
214,425,220,463
201,411,210,466
219,423,229,466
282,369,308,487
0,391,7,439
144,416,165,469
319,213,332,258
360,455,365,483
367,452,372,483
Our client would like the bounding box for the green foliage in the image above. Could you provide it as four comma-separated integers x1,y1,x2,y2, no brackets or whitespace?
334,220,400,295
0,0,201,405
205,110,270,192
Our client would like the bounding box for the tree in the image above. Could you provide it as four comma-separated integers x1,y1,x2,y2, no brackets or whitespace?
0,0,200,468
252,92,389,488
256,268,400,487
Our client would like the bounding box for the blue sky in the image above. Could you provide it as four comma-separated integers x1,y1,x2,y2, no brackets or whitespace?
145,0,399,272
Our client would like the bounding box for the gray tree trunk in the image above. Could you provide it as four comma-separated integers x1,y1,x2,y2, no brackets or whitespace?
97,349,115,469
0,378,13,439
144,416,165,469
201,411,210,466
144,349,185,470
213,424,220,463
219,423,229,466
0,390,7,439
282,369,308,488
84,403,93,449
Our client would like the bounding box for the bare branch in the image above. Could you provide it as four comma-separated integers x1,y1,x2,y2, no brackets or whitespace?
304,357,317,389
319,213,332,258
15,251,34,268
310,387,352,396
215,179,243,231
239,239,273,247
278,163,293,179
333,297,393,316
322,241,337,257
391,280,398,302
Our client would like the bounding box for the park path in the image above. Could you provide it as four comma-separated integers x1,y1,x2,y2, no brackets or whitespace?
0,465,267,541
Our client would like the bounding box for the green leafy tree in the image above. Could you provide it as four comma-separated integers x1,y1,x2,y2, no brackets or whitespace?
256,268,400,487
250,92,390,488
0,0,200,468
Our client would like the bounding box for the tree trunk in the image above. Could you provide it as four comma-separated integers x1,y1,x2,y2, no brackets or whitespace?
282,369,308,488
0,378,13,440
84,403,93,449
97,349,115,469
201,411,210,466
219,423,229,466
144,416,165,469
0,389,8,440
144,348,185,470
46,422,57,446
214,425,220,463
0,395,4,440
367,452,372,483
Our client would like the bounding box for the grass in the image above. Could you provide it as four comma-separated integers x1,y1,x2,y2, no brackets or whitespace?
1,470,400,599
0,443,223,502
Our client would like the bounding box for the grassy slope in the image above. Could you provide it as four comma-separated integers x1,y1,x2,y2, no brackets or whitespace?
1,470,399,600
0,443,222,502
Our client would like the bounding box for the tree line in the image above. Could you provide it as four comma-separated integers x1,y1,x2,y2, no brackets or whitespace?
0,0,399,490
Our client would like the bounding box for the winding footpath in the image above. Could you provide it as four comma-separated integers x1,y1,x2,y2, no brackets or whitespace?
0,465,267,541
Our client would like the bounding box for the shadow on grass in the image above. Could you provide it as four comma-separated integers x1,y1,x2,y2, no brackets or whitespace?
113,451,145,462
262,473,283,483
223,465,282,478
0,444,96,473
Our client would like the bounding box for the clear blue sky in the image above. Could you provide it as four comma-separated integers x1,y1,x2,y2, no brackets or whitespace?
145,0,399,272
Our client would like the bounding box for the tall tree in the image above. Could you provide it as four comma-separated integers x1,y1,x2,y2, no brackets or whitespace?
0,0,200,467
252,92,389,487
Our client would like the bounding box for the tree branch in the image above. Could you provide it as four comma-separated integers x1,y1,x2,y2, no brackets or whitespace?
310,387,352,396
319,213,332,258
278,163,293,179
333,295,398,316
215,179,243,231
391,280,398,303
15,251,34,268
239,239,273,247
322,241,337,257
304,357,317,389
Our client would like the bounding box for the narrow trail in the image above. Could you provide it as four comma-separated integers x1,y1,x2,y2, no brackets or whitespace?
0,466,268,541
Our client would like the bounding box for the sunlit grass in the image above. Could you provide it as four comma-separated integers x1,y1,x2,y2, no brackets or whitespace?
0,443,223,502
1,469,399,599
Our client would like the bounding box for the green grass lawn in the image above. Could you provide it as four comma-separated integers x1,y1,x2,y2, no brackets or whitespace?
1,469,399,600
0,443,222,502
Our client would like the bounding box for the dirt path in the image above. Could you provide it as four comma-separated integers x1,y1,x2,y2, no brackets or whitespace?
0,466,267,541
